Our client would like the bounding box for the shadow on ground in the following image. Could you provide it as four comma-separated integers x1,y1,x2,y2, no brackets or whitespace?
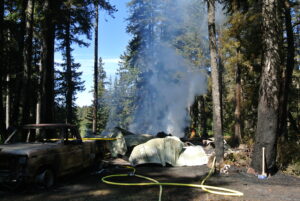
1,165,300,201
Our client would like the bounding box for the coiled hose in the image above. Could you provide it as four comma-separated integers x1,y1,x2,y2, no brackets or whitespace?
101,157,244,201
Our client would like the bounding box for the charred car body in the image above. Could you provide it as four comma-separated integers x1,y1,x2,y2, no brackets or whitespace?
0,124,103,188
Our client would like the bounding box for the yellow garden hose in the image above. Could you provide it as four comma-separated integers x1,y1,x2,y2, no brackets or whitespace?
82,138,119,141
101,157,244,200
48,137,119,141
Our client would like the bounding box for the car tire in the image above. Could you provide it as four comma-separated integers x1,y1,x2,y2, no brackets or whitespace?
36,168,55,189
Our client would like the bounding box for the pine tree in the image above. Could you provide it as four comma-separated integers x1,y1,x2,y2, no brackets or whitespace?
96,58,110,133
92,0,116,133
220,0,262,142
0,0,6,141
20,0,35,124
277,0,297,139
207,0,224,166
40,0,59,123
93,1,99,134
56,0,92,124
251,0,283,173
102,45,140,130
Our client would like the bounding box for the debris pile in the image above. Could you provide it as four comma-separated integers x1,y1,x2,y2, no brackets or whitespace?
100,127,246,168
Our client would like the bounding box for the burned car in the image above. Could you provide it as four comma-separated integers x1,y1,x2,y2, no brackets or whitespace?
0,124,103,188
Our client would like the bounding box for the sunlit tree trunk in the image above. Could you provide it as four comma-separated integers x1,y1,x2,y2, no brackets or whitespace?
233,48,242,146
207,0,224,167
36,61,42,125
231,0,243,147
5,75,10,129
93,2,99,134
6,31,12,130
251,0,282,173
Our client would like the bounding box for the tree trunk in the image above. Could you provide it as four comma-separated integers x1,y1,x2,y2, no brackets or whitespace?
189,96,199,138
251,0,282,174
41,0,55,123
5,75,10,129
0,0,7,140
36,59,42,125
277,0,295,139
199,96,208,138
65,9,73,124
20,0,35,124
12,0,28,125
207,0,224,166
93,3,99,134
5,30,12,130
233,48,242,146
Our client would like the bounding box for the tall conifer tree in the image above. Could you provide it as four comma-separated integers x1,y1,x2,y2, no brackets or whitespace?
207,0,224,166
251,0,282,173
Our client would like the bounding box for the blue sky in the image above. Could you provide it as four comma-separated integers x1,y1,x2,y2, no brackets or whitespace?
55,0,131,106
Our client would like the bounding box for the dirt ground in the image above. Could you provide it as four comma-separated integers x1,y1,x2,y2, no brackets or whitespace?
0,164,300,201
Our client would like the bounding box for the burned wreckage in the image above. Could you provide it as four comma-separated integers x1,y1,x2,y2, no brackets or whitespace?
103,127,212,167
0,124,105,188
0,124,222,189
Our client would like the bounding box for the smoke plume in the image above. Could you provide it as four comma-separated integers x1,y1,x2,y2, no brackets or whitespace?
128,0,208,137
100,0,226,137
129,45,207,137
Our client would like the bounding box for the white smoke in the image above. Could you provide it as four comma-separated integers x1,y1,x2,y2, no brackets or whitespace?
129,42,207,137
127,0,209,137
102,0,213,137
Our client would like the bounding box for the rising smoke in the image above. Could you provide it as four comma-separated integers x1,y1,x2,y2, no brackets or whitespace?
129,44,207,137
127,0,209,137
101,0,227,137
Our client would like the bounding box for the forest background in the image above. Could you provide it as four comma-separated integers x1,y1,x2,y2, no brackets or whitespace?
0,0,299,175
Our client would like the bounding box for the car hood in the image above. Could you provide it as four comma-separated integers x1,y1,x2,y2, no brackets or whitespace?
0,143,58,156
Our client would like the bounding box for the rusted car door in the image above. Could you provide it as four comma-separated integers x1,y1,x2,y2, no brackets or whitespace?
58,128,84,173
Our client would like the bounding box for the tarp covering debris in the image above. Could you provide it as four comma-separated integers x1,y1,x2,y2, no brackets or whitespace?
102,127,211,167
175,146,208,166
129,136,184,166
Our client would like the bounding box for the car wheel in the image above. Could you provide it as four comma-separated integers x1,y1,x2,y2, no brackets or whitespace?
36,168,55,188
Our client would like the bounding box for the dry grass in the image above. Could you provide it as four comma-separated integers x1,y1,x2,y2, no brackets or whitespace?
224,144,251,168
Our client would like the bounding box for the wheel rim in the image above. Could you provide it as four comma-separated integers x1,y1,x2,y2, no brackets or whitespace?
38,169,54,188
